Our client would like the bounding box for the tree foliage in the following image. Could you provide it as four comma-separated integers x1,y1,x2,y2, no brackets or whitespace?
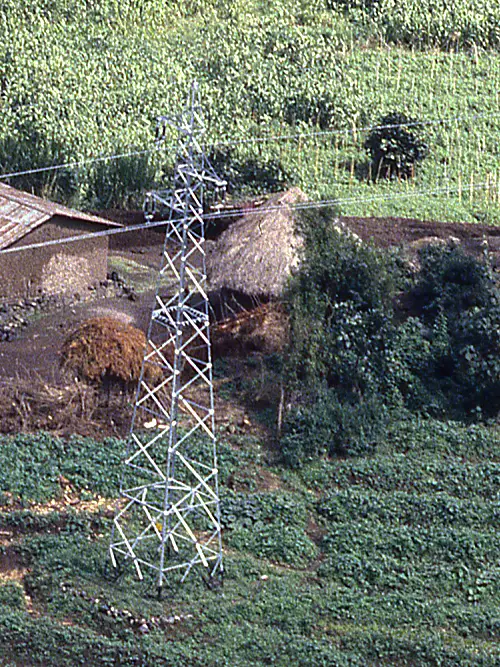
364,112,429,180
282,211,500,465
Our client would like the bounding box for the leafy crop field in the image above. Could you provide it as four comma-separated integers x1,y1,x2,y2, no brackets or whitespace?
2,0,500,224
1,411,499,665
1,2,500,664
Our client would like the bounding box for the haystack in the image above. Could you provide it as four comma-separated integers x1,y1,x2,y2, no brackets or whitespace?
207,187,307,299
60,317,164,388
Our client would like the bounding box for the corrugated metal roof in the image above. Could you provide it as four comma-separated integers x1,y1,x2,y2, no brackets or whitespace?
0,183,121,250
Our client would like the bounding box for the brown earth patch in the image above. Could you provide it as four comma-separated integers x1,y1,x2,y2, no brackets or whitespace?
0,545,28,583
342,216,500,268
0,212,497,438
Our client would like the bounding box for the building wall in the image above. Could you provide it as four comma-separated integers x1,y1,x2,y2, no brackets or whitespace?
0,216,109,300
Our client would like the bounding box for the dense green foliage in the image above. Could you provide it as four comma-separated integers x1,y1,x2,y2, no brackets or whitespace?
331,0,500,49
1,0,500,223
282,210,500,465
410,244,500,414
0,421,499,665
364,111,429,180
0,433,123,504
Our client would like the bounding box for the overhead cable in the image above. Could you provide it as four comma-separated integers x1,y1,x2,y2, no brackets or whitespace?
0,107,498,182
214,109,500,148
0,179,490,255
0,147,158,181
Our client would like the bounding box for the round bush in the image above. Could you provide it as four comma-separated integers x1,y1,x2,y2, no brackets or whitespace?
364,112,429,180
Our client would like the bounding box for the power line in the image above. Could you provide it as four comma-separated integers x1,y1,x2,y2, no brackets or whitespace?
0,147,160,181
0,180,490,255
0,107,498,183
213,109,500,149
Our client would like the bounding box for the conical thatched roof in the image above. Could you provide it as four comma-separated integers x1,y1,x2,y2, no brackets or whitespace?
207,187,307,298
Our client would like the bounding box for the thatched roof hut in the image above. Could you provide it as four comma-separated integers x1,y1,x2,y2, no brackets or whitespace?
207,187,307,299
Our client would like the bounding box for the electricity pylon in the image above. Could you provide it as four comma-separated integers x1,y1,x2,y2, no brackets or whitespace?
109,83,225,589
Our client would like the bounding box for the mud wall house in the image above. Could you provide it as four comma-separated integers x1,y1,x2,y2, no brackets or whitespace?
0,184,121,300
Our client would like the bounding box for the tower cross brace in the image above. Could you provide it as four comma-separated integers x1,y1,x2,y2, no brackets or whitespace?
109,83,225,588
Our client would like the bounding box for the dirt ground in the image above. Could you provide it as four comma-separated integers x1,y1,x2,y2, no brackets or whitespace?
343,215,500,263
0,210,498,438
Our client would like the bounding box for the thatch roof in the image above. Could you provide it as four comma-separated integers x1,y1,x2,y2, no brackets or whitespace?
207,187,307,298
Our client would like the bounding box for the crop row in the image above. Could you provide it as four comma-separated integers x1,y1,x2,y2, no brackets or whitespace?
302,453,500,500
317,488,500,528
0,430,262,505
1,1,500,223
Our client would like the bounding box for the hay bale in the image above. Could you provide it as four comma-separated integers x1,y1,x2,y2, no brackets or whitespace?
60,317,164,387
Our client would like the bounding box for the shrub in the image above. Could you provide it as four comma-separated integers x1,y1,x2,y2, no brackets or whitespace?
410,245,500,416
207,147,290,196
412,244,496,323
86,150,155,209
453,304,500,415
281,391,389,467
286,208,401,393
282,209,500,466
364,112,429,180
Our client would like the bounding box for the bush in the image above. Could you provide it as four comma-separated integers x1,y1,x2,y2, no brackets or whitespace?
410,245,500,416
207,147,290,196
281,391,389,467
282,209,500,466
286,208,402,393
364,112,429,180
412,244,496,323
453,304,500,415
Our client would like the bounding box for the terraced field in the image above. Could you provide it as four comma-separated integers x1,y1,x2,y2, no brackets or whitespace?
0,407,498,665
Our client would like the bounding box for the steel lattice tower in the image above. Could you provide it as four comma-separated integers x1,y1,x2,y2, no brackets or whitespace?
109,83,225,589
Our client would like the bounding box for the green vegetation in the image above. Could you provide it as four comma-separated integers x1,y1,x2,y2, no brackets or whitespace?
1,0,500,224
364,111,430,180
282,209,500,465
0,433,123,504
1,2,500,664
0,421,499,665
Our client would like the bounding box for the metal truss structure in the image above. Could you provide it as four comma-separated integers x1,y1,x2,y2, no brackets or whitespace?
109,83,225,589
